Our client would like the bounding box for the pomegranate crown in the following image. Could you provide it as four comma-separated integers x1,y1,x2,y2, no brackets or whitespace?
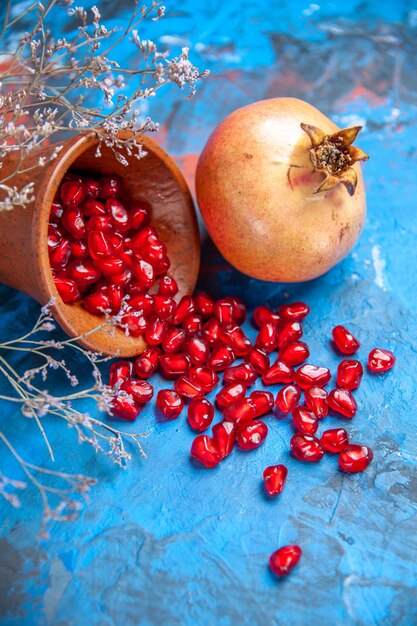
300,123,369,196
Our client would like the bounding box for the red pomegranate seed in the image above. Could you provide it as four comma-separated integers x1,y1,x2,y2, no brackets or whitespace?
295,364,331,389
292,406,318,434
278,301,310,322
82,199,107,216
48,224,62,249
61,207,86,239
87,215,112,231
159,353,190,378
142,243,168,269
263,464,288,496
50,238,72,270
290,433,324,462
161,327,186,354
156,389,183,419
106,198,131,232
133,259,154,290
249,390,274,417
368,348,395,372
223,362,258,386
275,384,301,414
262,360,294,385
134,348,160,378
130,201,151,230
61,180,85,207
304,387,328,419
128,293,154,316
158,275,178,297
184,336,209,365
237,420,268,450
94,257,126,277
83,291,111,315
68,261,101,289
173,296,195,325
246,347,270,374
110,395,141,421
256,321,279,353
120,379,154,404
99,176,121,199
216,382,247,409
212,421,236,459
195,292,214,318
207,343,235,371
253,305,280,327
213,299,234,325
174,376,204,399
219,325,252,357
332,325,360,355
50,200,64,220
70,238,87,260
320,428,349,453
201,318,221,345
190,366,219,392
84,178,100,199
339,444,373,473
153,295,176,320
191,435,221,468
337,359,363,390
269,545,302,577
188,398,214,431
328,388,357,418
109,267,132,287
144,317,167,346
54,276,80,304
225,296,246,324
280,341,310,366
182,313,202,335
119,310,147,336
278,321,303,349
223,397,256,424
100,284,122,313
88,230,115,259
109,360,133,387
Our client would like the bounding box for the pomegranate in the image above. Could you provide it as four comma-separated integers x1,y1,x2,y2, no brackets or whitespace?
196,98,368,282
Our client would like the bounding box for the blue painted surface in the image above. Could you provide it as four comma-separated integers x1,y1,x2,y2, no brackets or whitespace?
1,1,417,625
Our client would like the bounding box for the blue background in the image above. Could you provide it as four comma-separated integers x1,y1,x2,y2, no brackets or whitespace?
1,1,417,625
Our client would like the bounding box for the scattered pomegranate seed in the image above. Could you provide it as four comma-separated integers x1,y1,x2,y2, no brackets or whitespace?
292,406,318,434
246,347,270,373
207,343,235,371
174,376,204,400
50,238,72,270
189,366,219,393
249,390,274,418
195,292,215,318
295,364,331,389
327,388,357,419
332,325,360,355
156,389,183,419
368,348,395,373
109,360,133,387
213,299,234,325
130,200,151,230
278,321,302,349
145,317,168,346
110,395,141,421
159,353,190,378
339,444,373,473
219,325,252,357
262,360,294,385
226,296,247,324
290,433,324,462
201,318,221,345
253,305,280,327
182,313,202,335
275,384,301,414
237,420,268,450
120,379,154,404
256,321,279,353
83,291,110,315
191,435,221,468
183,336,209,365
304,386,328,419
263,464,288,496
269,545,302,577
161,327,186,354
188,398,215,431
320,428,349,453
337,359,363,390
158,275,178,296
153,295,176,320
216,383,247,409
211,421,236,459
54,276,80,304
280,341,310,366
223,362,258,386
173,296,195,325
223,397,256,424
134,348,160,379
278,301,310,321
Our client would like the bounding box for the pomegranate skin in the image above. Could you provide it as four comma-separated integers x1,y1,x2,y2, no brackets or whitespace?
196,98,366,282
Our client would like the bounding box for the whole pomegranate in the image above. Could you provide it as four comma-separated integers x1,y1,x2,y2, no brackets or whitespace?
196,98,368,282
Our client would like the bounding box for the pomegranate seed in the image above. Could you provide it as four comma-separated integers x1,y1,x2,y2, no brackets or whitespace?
173,296,195,325
236,420,268,450
174,376,204,400
99,176,121,199
201,318,221,345
223,397,256,424
253,305,280,327
223,362,258,386
292,406,318,434
212,421,236,459
153,295,176,320
278,301,310,321
328,388,357,418
100,284,122,313
269,545,302,577
290,433,324,462
339,444,373,473
128,293,154,316
188,398,214,431
83,199,107,216
109,267,132,287
320,428,349,453
88,230,115,259
332,325,360,355
184,335,209,365
207,344,235,371
161,327,186,354
190,366,219,393
262,360,294,385
70,238,87,260
87,215,112,231
133,259,154,290
280,341,310,366
368,348,395,372
263,464,288,496
106,198,131,232
135,348,160,378
249,390,274,417
50,238,72,270
119,310,147,336
68,261,101,289
61,207,86,239
130,226,157,250
144,317,167,346
156,389,183,419
246,347,270,374
195,292,214,318
50,200,64,220
111,395,141,421
216,382,247,409
213,299,234,325
225,296,246,324
304,387,328,419
275,384,301,414
120,379,154,404
158,275,178,297
83,291,111,315
109,360,133,387
295,364,331,389
219,325,252,357
94,257,125,277
337,360,363,390
61,180,85,207
159,353,190,378
191,435,221,468
256,321,279,353
48,224,62,249
182,313,202,335
278,321,303,349
54,276,80,304
130,201,151,230
84,178,100,199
